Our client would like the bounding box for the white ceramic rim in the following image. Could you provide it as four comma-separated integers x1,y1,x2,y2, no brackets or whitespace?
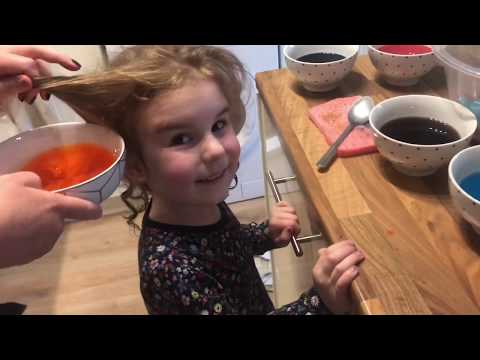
369,94,478,148
283,45,359,65
16,122,126,193
448,144,480,206
368,45,433,57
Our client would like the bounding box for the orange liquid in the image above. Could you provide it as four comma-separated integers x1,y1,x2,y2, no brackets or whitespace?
21,143,116,191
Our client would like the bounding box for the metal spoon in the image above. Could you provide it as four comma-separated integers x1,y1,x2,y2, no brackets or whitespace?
317,96,375,172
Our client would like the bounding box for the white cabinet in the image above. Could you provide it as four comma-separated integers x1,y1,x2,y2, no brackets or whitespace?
259,96,328,307
218,46,280,203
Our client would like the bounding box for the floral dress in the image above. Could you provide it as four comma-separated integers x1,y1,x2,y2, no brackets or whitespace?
139,202,332,315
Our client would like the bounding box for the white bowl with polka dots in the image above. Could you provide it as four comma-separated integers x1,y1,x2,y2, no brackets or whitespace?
449,145,480,234
368,45,436,87
370,95,477,177
284,45,359,92
0,122,126,205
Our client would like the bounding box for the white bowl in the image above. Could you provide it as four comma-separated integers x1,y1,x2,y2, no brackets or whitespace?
368,45,437,87
370,95,477,177
0,122,125,204
449,145,480,234
284,45,359,92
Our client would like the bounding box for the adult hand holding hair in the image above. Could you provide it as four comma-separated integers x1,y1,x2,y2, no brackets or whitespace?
0,45,81,108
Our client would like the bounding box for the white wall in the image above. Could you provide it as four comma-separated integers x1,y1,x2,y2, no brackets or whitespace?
46,45,106,74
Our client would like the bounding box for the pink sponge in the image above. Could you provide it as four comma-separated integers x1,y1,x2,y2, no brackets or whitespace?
309,96,378,157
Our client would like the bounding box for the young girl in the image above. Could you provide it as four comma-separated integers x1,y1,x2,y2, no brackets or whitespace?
37,45,365,315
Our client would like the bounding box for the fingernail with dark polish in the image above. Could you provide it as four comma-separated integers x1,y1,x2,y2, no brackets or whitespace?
18,94,25,102
71,59,82,68
46,93,51,100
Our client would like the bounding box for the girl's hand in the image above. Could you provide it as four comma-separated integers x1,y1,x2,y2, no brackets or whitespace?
312,240,365,314
267,201,300,248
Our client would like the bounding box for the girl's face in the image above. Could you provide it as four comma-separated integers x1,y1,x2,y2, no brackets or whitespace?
135,79,241,208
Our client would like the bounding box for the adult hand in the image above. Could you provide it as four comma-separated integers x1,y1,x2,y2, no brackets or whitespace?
0,45,81,107
0,172,101,269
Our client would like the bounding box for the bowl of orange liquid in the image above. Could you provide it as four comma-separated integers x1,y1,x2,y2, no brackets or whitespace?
0,122,125,204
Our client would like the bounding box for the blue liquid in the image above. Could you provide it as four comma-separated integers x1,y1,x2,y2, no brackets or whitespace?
460,172,480,201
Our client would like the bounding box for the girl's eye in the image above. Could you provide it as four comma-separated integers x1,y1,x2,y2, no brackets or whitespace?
170,134,192,146
212,119,227,132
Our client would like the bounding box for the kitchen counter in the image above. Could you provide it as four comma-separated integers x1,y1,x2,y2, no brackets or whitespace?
256,55,480,314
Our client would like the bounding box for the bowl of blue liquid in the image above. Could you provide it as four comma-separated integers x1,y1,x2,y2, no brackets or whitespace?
449,145,480,234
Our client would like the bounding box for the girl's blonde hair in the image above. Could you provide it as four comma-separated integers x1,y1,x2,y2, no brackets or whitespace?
36,45,247,228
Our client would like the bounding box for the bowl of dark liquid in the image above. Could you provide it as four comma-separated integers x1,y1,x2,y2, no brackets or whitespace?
369,95,478,176
284,45,359,92
449,145,480,234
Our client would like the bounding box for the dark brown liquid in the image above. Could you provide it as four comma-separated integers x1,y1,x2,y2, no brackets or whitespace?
297,52,345,63
379,117,461,145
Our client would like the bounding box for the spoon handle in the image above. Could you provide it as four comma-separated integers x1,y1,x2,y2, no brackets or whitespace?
317,122,356,172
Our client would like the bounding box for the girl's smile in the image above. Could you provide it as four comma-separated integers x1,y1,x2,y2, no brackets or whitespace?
196,168,228,183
